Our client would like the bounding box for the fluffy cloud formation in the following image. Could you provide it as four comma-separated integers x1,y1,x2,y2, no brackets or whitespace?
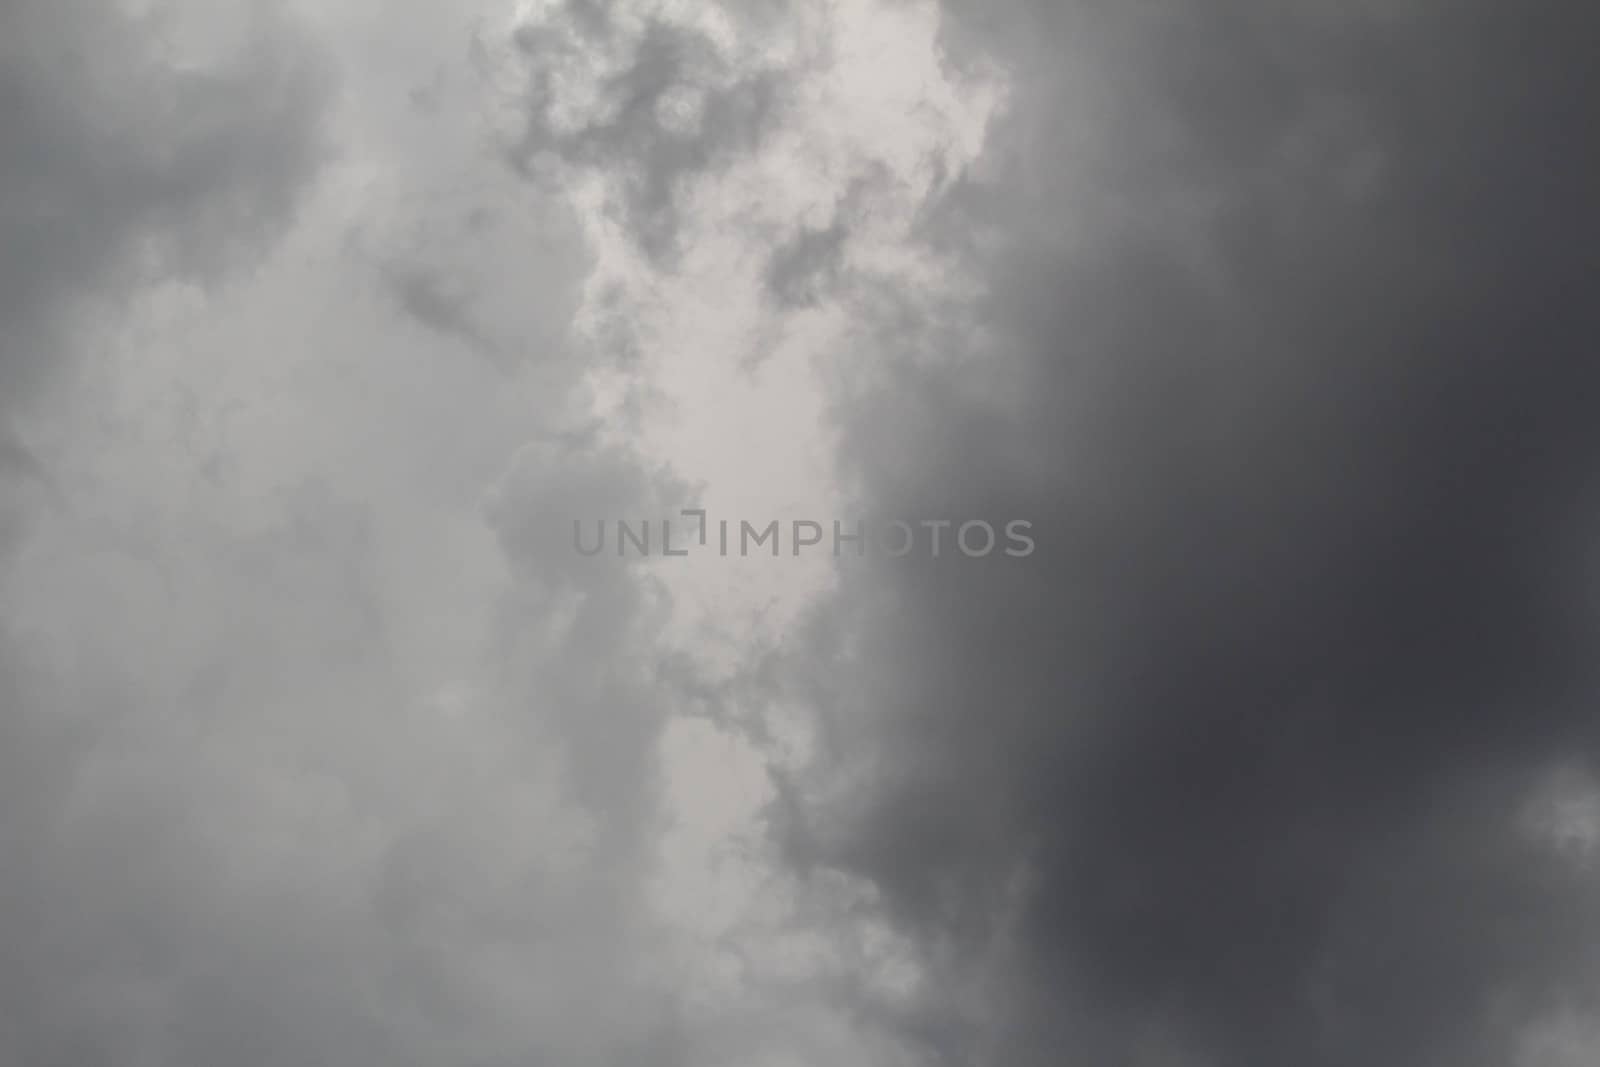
7,1,1597,1066
0,1,989,1065
0,0,696,1062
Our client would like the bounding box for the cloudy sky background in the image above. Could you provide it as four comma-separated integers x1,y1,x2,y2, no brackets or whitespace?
2,1,1597,1065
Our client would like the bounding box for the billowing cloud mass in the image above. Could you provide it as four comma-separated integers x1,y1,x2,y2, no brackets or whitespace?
0,0,983,1064
3,1,1598,1066
0,0,328,554
769,2,1600,1065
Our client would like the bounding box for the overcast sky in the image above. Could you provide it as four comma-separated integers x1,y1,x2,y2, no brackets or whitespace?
2,1,1598,1065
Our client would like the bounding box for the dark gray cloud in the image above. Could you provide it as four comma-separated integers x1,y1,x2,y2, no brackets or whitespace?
490,4,792,262
769,3,1600,1064
380,254,504,358
0,3,344,1062
0,0,330,420
765,216,848,308
0,0,328,558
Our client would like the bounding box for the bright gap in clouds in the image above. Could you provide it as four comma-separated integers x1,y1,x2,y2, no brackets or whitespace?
480,0,1003,670
473,0,1007,1056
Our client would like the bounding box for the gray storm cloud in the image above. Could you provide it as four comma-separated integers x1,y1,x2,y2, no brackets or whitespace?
6,1,1599,1065
1,1,334,1059
768,2,1600,1065
0,0,329,415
